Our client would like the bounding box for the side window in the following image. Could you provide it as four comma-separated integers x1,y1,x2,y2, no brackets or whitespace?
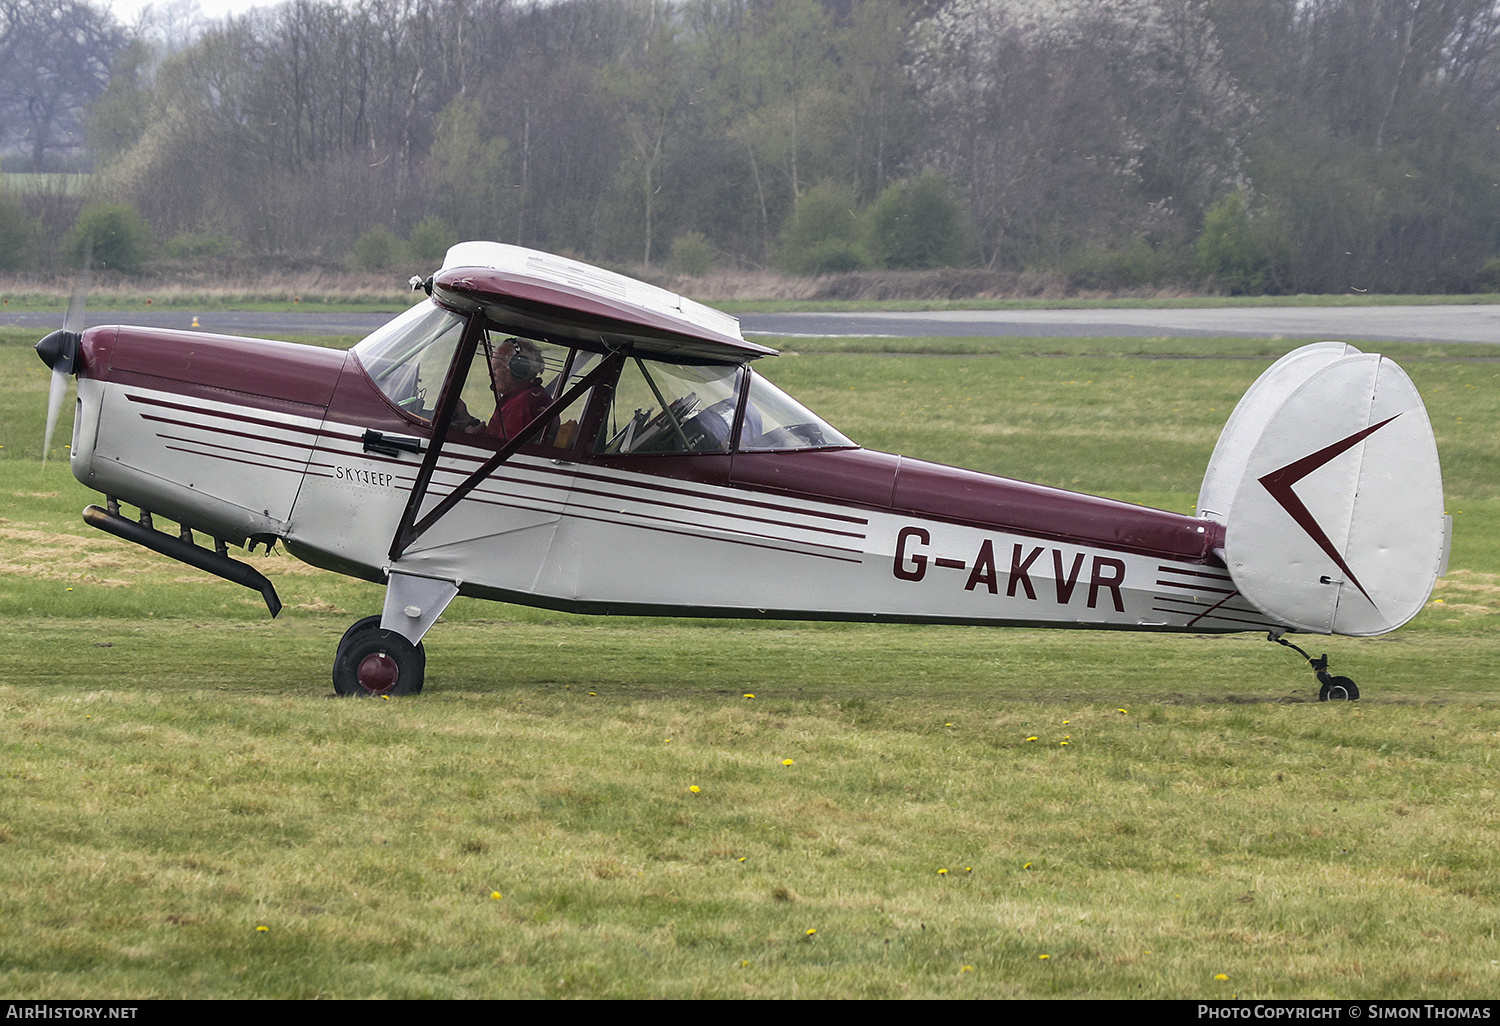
596,359,743,455
548,349,602,451
452,333,587,450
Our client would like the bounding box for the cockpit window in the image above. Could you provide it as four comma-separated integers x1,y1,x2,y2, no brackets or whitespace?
738,371,854,451
594,359,855,455
352,301,466,420
452,334,583,449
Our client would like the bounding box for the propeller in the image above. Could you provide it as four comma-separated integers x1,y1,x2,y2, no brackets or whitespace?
37,242,90,466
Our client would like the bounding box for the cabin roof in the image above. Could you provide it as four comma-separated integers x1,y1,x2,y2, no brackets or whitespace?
431,242,775,363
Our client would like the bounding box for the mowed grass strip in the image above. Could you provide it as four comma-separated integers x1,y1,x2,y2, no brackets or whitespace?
3,622,1499,998
0,330,1497,997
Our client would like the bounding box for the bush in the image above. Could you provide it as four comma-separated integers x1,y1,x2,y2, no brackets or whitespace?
863,173,967,270
778,181,866,275
347,225,406,271
64,202,153,273
1196,193,1273,295
408,217,456,264
1475,256,1500,293
669,231,717,276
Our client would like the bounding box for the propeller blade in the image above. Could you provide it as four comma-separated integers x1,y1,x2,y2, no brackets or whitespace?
43,365,69,463
40,240,90,468
36,329,80,467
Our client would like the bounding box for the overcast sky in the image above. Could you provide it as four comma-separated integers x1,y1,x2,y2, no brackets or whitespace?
104,0,300,33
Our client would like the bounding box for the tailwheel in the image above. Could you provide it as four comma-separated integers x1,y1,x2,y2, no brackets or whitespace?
1318,674,1360,702
1269,634,1361,702
333,620,425,696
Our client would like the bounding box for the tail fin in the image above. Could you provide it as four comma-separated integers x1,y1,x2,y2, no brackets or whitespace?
1198,343,1449,637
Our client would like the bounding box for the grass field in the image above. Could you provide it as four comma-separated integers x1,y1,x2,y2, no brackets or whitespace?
1,326,1497,998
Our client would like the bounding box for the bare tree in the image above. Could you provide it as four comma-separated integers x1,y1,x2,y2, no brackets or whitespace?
0,0,125,168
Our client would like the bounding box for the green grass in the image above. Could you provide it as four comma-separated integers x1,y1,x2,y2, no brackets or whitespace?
1,326,1497,998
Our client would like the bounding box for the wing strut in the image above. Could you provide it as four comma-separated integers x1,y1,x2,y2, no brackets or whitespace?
388,336,625,562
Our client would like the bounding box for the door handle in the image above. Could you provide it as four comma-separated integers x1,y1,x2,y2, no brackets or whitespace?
362,429,424,457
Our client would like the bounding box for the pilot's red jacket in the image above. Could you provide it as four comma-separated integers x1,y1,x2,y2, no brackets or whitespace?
488,380,551,442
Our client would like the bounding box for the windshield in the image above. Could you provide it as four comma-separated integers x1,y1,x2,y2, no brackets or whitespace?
739,370,854,451
351,302,467,420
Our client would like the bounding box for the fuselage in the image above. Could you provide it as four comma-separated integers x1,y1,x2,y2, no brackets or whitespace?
66,322,1274,634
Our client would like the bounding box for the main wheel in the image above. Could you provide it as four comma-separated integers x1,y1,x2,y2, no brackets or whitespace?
333,623,425,696
336,617,425,683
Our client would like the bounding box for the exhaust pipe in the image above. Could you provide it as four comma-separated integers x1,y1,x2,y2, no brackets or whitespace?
83,504,283,618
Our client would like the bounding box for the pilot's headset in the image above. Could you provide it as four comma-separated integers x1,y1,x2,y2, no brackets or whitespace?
503,338,545,382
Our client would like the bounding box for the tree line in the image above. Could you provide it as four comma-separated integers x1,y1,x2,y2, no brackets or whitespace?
2,0,1499,294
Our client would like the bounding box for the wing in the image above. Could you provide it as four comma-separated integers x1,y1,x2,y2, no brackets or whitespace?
430,242,775,363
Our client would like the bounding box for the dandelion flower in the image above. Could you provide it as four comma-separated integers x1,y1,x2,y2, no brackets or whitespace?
1025,736,1038,742
1215,974,1229,981
961,965,974,973
805,928,817,936
490,891,502,900
737,857,746,863
938,868,948,875
256,925,269,933
1023,862,1033,870
689,785,701,794
744,693,755,699
1039,954,1049,960
1118,708,1128,714
782,758,794,766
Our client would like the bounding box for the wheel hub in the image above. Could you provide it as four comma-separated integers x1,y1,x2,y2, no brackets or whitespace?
357,651,399,693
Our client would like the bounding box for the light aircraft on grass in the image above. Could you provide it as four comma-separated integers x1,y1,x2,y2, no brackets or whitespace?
35,242,1449,699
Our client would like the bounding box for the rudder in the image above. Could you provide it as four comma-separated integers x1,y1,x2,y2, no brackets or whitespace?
1198,343,1449,636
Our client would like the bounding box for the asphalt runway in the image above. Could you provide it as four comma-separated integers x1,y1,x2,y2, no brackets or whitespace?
5,304,1497,344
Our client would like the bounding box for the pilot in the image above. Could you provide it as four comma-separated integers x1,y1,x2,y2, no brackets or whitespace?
466,337,552,442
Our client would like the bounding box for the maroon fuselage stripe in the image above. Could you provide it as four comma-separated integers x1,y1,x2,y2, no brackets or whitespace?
157,436,312,471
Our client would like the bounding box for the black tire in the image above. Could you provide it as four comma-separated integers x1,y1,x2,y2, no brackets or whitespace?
333,623,425,696
1318,676,1359,702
